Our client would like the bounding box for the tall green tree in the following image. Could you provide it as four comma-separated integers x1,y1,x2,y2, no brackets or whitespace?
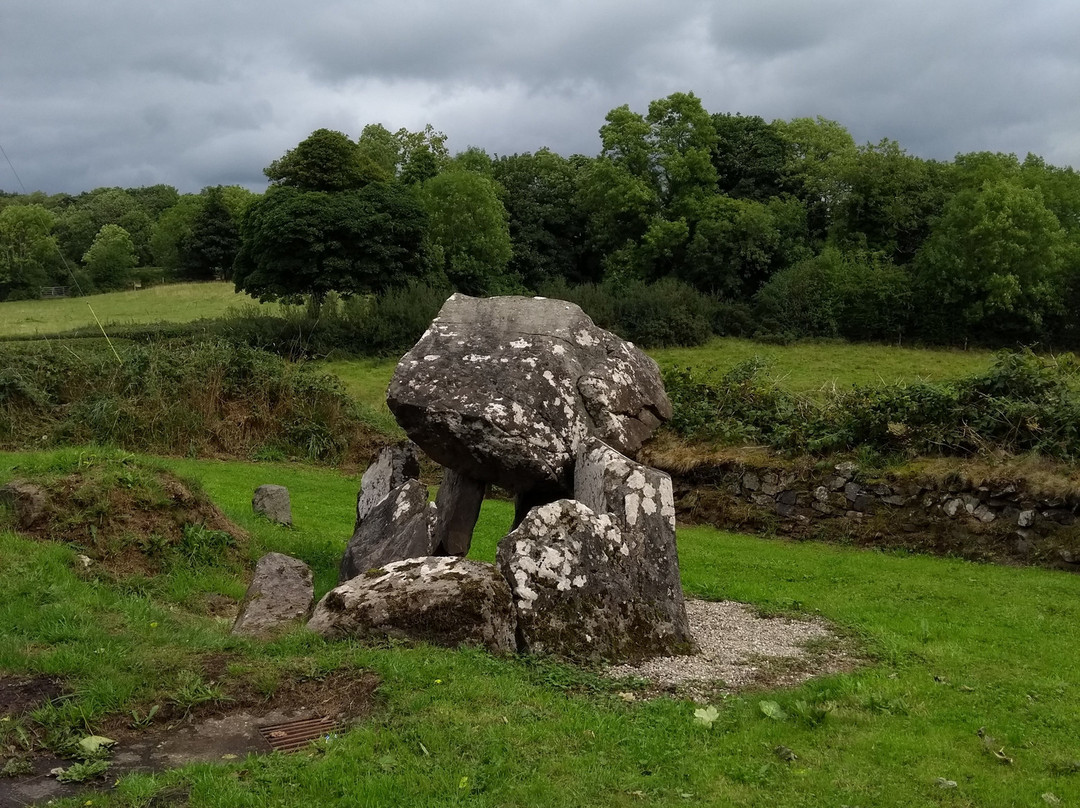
264,128,373,192
233,184,428,301
420,169,513,294
82,224,137,291
0,204,59,300
711,113,790,202
180,187,241,280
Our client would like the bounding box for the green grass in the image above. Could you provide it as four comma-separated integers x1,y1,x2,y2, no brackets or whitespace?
2,448,1079,807
650,337,995,397
318,338,997,419
0,282,274,337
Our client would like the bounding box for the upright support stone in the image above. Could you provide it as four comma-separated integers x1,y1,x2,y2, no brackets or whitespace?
340,480,438,582
574,438,692,650
432,468,487,556
355,443,420,529
252,484,292,527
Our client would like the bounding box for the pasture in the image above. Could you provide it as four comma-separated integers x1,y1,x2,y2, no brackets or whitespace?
0,449,1077,807
0,283,273,338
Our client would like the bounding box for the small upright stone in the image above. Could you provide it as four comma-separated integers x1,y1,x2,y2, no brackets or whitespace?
432,468,487,556
0,481,47,529
232,553,314,639
253,484,292,526
340,480,438,582
355,443,421,529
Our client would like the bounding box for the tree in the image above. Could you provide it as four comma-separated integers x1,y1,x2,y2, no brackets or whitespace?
0,204,59,300
83,224,137,291
711,113,790,202
420,169,513,294
180,187,241,280
396,124,449,186
356,124,400,183
150,195,202,273
914,180,1068,340
492,150,592,287
264,128,373,191
233,184,428,301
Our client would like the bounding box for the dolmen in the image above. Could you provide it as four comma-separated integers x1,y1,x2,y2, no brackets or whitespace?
309,294,694,663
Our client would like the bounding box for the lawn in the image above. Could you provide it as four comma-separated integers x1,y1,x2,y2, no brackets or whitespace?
0,282,271,337
2,449,1078,807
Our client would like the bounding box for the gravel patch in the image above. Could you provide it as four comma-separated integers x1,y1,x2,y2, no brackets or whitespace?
606,599,846,698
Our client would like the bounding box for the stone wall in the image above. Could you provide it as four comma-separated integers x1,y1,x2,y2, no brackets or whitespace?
656,458,1080,571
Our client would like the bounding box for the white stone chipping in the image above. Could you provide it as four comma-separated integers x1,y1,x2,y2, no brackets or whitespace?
606,599,844,696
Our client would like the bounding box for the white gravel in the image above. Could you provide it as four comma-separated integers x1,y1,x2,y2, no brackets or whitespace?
606,599,845,697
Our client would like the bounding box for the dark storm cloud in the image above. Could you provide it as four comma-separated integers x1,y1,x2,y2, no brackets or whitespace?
1,0,1077,194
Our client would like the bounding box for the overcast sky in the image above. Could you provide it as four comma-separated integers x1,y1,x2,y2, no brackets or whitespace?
3,0,1078,195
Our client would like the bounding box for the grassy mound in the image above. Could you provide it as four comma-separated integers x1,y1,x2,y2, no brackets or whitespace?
1,450,247,579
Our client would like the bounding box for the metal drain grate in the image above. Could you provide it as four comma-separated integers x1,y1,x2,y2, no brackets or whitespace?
258,716,339,752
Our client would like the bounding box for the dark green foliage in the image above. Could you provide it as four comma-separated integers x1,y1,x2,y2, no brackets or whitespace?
0,340,378,461
538,277,715,348
233,184,429,301
663,349,1080,460
179,187,240,281
264,128,373,192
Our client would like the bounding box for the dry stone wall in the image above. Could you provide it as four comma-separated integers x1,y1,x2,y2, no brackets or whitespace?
661,458,1080,570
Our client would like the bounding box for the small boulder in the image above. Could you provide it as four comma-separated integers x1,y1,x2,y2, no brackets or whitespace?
309,556,516,653
355,443,420,529
252,484,292,526
0,481,47,529
340,480,437,582
232,553,314,639
497,499,694,662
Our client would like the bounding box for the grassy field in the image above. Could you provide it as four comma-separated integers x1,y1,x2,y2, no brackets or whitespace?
0,282,272,337
322,338,996,417
1,448,1078,807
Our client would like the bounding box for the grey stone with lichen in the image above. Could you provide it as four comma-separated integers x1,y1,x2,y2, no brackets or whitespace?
573,438,691,649
355,443,420,530
232,553,314,639
433,468,486,556
340,480,437,582
308,556,516,653
252,484,292,526
386,294,671,496
496,499,696,663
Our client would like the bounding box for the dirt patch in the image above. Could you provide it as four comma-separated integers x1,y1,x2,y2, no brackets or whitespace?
606,599,860,701
0,676,65,718
0,669,378,808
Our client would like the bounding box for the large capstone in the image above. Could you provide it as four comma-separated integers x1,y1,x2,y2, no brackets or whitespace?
308,556,516,653
340,480,437,582
355,443,420,529
496,499,694,662
574,438,692,648
387,294,671,495
232,553,314,639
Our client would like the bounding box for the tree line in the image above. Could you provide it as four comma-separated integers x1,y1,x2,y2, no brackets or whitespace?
3,92,1079,348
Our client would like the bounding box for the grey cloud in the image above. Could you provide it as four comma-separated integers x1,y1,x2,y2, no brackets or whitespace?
1,0,1078,194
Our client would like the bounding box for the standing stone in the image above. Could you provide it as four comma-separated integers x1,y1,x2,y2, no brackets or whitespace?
432,468,487,556
309,557,516,653
0,481,47,529
355,443,421,529
252,485,292,526
387,294,671,496
497,499,695,663
573,438,691,651
232,553,314,639
340,480,437,582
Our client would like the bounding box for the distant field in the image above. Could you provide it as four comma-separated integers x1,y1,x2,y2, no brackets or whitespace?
322,339,996,413
650,338,994,396
0,282,271,336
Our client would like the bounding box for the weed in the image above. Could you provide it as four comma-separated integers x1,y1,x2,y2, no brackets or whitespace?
55,758,110,783
168,671,229,715
176,523,235,568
